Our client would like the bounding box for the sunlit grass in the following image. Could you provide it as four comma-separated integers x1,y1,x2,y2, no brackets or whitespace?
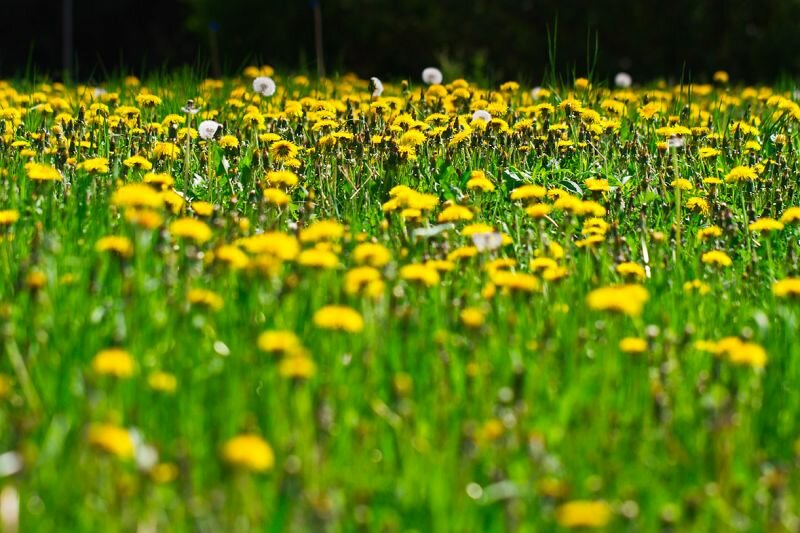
0,68,799,531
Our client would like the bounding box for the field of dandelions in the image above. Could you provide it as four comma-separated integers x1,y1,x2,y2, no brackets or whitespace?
1,66,800,531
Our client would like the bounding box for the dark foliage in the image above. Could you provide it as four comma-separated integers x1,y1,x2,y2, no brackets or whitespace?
2,0,799,83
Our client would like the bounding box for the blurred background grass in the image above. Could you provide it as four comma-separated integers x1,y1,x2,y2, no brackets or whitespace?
2,0,800,83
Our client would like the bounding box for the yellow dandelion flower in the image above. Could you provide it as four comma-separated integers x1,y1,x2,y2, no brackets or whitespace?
713,70,730,84
135,93,162,107
511,184,546,202
25,271,47,289
192,201,214,217
88,424,134,459
112,183,164,209
447,246,479,261
25,162,61,181
670,178,693,190
352,242,391,267
257,330,302,353
215,245,250,269
685,197,709,215
556,500,612,529
187,288,224,311
728,342,767,369
773,278,800,298
724,166,757,184
279,353,317,379
219,135,240,149
269,140,300,162
616,262,645,280
298,248,339,269
574,78,591,91
237,232,299,260
143,172,175,189
699,147,721,159
77,157,110,174
748,218,784,233
151,463,179,484
399,263,441,287
265,170,299,188
148,371,177,393
587,285,649,317
437,205,473,223
313,305,364,332
345,266,382,294
491,271,540,293
0,209,20,225
221,434,275,472
697,225,722,241
584,177,610,192
780,207,800,224
525,203,552,219
91,348,135,378
95,236,133,258
153,142,182,160
619,337,648,354
300,220,345,243
122,155,153,170
169,218,212,244
683,279,711,294
460,307,485,328
263,187,291,206
125,208,163,229
701,250,732,267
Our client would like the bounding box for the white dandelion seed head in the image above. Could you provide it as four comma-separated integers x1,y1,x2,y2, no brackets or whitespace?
253,76,276,97
412,223,454,239
0,451,23,477
471,109,492,123
198,120,221,140
422,67,443,85
92,87,107,98
135,444,159,472
370,77,384,97
615,72,633,88
471,232,503,252
668,136,685,149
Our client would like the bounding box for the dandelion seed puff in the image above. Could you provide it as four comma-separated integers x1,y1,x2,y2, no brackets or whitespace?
667,136,685,149
412,223,454,239
198,120,221,140
136,443,159,471
253,76,276,97
531,86,543,99
370,77,384,97
0,452,23,477
181,99,200,114
422,67,443,85
614,72,632,88
471,232,503,252
472,109,492,123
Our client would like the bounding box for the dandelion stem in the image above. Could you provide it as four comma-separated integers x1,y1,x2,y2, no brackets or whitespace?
675,186,682,264
184,112,192,193
4,339,42,416
742,190,752,261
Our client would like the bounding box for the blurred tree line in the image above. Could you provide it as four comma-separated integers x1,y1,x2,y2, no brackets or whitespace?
2,0,800,83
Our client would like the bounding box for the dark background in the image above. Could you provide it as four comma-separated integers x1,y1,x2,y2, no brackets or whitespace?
2,0,800,84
